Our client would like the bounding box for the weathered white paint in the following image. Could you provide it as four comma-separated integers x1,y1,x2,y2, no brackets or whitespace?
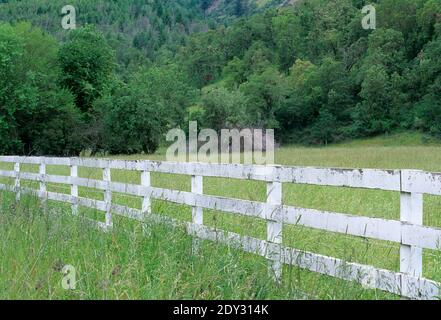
402,224,441,250
112,203,143,221
191,175,203,253
282,206,402,243
74,176,107,190
267,180,282,281
0,156,403,190
0,156,16,163
402,170,441,196
70,162,78,215
400,190,423,298
0,170,17,178
47,191,73,204
14,163,20,201
0,169,440,249
103,164,112,230
141,170,151,218
140,170,152,235
78,196,106,212
39,160,46,202
0,156,70,166
1,156,441,299
189,222,439,300
191,175,203,225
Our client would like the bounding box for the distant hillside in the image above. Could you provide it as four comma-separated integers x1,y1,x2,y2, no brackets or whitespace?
204,0,287,21
2,0,440,157
0,0,212,61
0,0,287,61
0,0,298,67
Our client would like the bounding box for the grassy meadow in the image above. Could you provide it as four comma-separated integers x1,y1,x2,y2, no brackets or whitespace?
1,132,441,300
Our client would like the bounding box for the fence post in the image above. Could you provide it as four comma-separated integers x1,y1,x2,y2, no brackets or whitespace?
400,170,423,298
14,161,20,201
141,170,151,234
267,180,283,282
70,159,78,215
103,163,112,230
191,175,203,254
39,158,47,205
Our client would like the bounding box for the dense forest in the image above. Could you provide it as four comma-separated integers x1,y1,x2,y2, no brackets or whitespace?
0,0,440,156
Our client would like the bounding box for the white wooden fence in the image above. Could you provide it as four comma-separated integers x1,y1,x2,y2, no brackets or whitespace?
1,156,441,299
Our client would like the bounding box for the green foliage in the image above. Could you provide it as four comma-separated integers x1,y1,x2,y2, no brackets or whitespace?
175,0,441,145
92,81,165,155
275,57,353,144
0,23,23,153
350,28,409,136
180,30,227,87
240,66,288,129
0,22,83,156
1,0,441,154
59,26,115,113
414,35,441,137
0,0,210,62
92,65,197,155
199,87,248,131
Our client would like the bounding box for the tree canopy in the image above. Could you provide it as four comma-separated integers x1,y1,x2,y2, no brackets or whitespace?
0,0,440,155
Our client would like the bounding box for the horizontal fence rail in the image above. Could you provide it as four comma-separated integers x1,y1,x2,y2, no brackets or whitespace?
0,156,440,299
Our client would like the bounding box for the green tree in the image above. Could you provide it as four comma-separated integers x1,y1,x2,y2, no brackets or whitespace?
351,28,409,136
0,22,83,155
417,0,441,43
0,23,23,153
133,64,197,129
414,35,441,136
59,26,115,112
377,0,427,57
180,30,226,87
200,87,248,131
91,64,196,155
240,67,288,129
308,108,338,145
272,10,302,71
92,80,165,155
278,58,353,143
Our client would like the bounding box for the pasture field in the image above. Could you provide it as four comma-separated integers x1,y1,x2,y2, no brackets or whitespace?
1,132,441,300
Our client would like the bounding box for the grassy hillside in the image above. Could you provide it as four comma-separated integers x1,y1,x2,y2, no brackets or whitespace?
332,132,441,148
112,132,441,171
275,132,441,171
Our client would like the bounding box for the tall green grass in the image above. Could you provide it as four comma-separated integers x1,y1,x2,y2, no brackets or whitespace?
0,190,387,300
1,133,441,299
